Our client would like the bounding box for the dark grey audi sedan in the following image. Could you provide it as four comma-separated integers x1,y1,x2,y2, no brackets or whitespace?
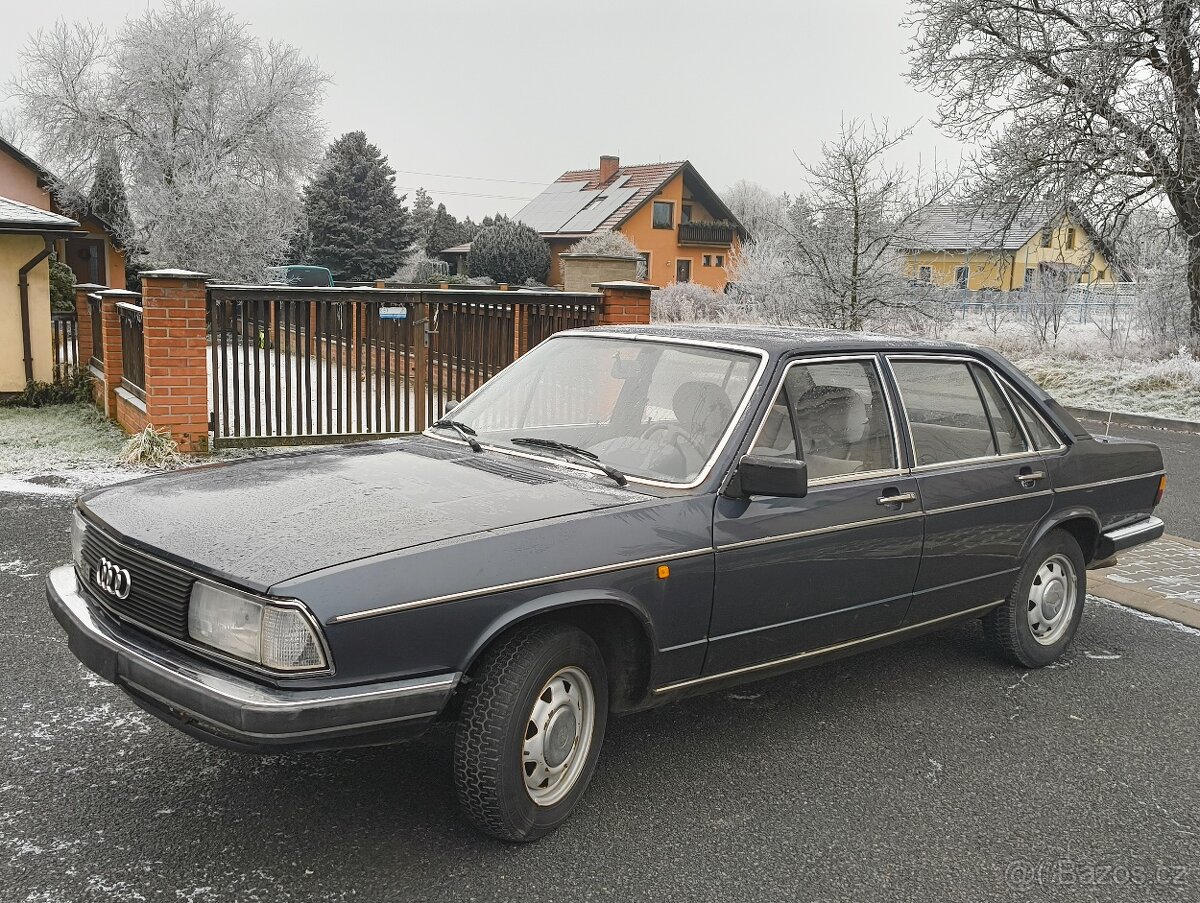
48,325,1167,841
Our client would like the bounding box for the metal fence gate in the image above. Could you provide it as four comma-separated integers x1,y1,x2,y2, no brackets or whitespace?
206,286,602,447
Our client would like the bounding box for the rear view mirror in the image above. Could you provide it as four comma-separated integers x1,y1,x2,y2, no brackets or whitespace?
734,455,808,498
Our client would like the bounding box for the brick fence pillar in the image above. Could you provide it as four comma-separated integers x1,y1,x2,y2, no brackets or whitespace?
140,269,211,454
595,280,656,326
73,282,104,367
95,288,140,418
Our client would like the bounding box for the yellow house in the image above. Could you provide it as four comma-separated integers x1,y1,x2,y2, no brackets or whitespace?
515,156,745,291
903,206,1125,291
0,196,85,393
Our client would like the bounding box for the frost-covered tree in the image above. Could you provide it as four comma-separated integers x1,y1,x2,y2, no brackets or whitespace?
728,119,955,331
87,141,131,242
467,219,550,284
652,282,727,322
410,187,436,250
721,180,787,240
908,0,1200,338
302,131,413,281
566,230,640,258
10,0,327,279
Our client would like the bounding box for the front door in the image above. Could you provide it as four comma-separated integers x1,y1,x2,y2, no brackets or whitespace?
708,355,924,675
675,259,692,283
886,355,1054,622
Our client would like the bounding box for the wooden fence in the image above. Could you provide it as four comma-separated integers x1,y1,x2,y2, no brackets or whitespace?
206,286,605,447
50,311,79,382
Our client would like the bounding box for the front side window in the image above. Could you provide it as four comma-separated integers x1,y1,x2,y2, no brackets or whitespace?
653,202,674,229
445,336,760,484
891,360,1000,466
750,359,896,481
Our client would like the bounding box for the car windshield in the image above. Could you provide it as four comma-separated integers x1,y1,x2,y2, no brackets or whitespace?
439,335,761,484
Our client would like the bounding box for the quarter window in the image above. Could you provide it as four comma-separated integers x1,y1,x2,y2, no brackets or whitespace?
891,360,999,466
1006,387,1062,451
750,359,896,480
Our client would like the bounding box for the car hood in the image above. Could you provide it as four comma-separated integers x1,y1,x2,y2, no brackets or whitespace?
80,437,645,592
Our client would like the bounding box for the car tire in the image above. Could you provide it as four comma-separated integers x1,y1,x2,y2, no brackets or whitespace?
983,529,1087,668
453,623,608,842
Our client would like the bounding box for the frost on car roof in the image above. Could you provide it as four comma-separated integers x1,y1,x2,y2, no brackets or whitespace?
565,323,978,357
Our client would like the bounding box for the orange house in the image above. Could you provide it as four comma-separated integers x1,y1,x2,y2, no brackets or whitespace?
0,136,126,289
516,155,745,291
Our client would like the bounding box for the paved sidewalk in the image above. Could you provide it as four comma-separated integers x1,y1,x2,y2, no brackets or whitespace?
1089,534,1200,630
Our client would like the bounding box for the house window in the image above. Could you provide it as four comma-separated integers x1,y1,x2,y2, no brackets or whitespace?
715,254,725,267
954,266,969,289
1024,267,1036,289
1097,268,1107,280
918,266,932,283
1065,227,1077,250
637,253,650,281
675,259,692,283
702,254,712,267
1041,227,1052,248
653,201,674,229
681,204,693,225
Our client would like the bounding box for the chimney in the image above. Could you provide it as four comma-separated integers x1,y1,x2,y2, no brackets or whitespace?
599,155,619,183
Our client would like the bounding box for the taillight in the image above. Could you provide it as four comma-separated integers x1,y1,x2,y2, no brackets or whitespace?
1154,474,1167,506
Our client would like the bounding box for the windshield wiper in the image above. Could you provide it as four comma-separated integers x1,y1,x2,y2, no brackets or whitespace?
510,437,628,486
432,418,482,452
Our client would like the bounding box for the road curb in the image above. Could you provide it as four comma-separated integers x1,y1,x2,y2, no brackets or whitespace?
1088,533,1200,631
1065,406,1200,435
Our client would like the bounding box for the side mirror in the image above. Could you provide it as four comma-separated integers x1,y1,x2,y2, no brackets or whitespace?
733,454,807,498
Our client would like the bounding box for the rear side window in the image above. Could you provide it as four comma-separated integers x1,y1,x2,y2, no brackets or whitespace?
1007,387,1062,450
890,360,998,466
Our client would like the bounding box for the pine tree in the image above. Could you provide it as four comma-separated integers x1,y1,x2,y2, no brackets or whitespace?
426,203,480,255
302,131,413,281
410,187,435,250
87,141,132,243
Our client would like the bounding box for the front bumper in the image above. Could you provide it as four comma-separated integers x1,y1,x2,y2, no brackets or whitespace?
47,566,460,752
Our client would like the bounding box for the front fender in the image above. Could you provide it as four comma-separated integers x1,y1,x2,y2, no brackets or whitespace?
459,587,658,678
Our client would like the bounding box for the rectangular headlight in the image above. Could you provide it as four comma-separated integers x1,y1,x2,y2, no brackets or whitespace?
188,582,327,672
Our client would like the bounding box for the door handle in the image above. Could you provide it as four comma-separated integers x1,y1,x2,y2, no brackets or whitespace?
877,491,917,506
1015,470,1047,485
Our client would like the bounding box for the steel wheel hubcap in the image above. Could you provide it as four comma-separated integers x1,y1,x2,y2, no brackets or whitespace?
1027,554,1077,646
522,666,594,807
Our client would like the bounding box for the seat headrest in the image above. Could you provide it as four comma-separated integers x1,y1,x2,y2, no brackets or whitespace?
672,382,734,438
794,386,867,445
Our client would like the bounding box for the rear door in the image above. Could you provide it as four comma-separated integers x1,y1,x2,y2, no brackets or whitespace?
708,355,924,675
885,355,1054,622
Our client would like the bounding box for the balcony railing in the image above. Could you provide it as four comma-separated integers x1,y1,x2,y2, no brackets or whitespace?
678,221,736,246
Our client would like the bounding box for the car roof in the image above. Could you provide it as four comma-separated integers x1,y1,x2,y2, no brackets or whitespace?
569,323,980,357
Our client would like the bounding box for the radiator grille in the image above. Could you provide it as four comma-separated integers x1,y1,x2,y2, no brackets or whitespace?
79,523,194,639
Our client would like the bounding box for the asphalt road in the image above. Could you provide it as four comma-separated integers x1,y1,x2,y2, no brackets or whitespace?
2,490,1198,903
1079,421,1200,541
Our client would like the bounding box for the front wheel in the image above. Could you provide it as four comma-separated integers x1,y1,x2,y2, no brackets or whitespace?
983,529,1086,668
453,623,608,842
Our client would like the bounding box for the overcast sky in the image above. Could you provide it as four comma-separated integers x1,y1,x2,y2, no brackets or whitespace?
0,0,963,220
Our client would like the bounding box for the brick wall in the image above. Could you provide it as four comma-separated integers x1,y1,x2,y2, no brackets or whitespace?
139,270,210,454
596,281,654,326
74,282,105,410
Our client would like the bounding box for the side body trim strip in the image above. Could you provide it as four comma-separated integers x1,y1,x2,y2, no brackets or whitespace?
651,600,1002,694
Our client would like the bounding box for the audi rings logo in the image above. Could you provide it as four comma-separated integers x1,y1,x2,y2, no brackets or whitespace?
94,557,132,600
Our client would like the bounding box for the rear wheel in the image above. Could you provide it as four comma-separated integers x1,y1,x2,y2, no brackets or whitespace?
983,530,1086,668
453,623,608,842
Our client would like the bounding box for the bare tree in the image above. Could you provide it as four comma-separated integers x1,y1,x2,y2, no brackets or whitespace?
728,118,956,331
10,0,328,279
721,180,787,240
908,0,1200,340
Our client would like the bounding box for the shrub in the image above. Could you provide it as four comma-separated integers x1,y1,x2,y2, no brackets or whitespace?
49,254,76,312
467,220,550,285
651,282,727,322
116,425,183,469
565,231,640,258
4,371,92,408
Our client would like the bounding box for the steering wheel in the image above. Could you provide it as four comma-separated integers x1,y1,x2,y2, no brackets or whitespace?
640,421,709,457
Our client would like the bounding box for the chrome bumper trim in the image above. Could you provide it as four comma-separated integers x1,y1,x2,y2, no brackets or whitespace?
46,566,458,748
